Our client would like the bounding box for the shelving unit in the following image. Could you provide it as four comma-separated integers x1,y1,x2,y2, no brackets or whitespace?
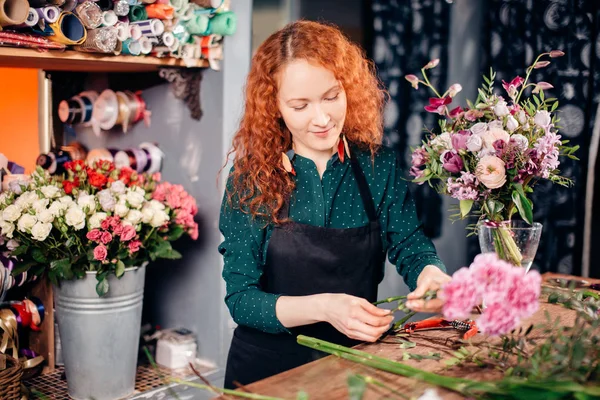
0,47,209,72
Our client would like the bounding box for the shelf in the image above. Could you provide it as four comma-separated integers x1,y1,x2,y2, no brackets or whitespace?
0,47,209,72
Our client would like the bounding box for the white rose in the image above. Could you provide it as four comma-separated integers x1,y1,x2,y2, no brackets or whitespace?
141,207,154,223
37,209,54,224
31,222,52,241
78,193,97,214
33,199,49,214
517,109,528,124
97,190,116,212
115,201,129,218
534,110,551,128
488,120,503,130
17,214,37,232
88,212,108,229
58,196,74,205
2,204,21,222
6,239,19,251
506,115,519,132
126,190,145,209
511,134,529,151
109,180,126,195
0,193,8,206
149,200,165,211
466,134,483,152
14,191,38,209
40,185,60,199
132,186,145,196
482,128,510,149
0,221,15,238
493,101,510,117
470,122,488,136
48,201,67,217
65,206,86,230
126,209,143,225
150,210,169,228
431,132,453,151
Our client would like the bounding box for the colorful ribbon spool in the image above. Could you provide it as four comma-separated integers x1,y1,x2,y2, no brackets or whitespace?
86,148,118,164
91,89,119,135
139,142,163,173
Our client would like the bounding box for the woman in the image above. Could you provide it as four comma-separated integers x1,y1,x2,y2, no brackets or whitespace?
219,20,451,388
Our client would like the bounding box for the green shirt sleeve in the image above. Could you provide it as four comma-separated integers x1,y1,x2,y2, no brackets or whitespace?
218,173,289,334
384,151,446,291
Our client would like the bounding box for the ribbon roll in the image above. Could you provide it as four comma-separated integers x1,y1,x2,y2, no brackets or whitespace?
146,3,174,19
115,148,152,172
86,148,118,164
129,23,142,40
35,5,60,23
139,142,162,173
130,18,164,36
128,4,147,21
101,9,117,26
79,90,98,126
121,38,140,55
75,1,102,29
138,35,152,54
115,91,131,132
0,0,30,27
92,89,119,134
0,308,19,359
58,97,83,123
183,14,208,35
208,11,236,36
113,0,129,16
62,141,87,160
17,8,39,27
115,21,130,40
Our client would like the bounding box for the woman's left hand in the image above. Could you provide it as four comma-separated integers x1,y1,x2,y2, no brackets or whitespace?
405,265,452,313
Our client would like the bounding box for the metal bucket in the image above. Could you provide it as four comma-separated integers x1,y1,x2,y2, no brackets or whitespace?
54,265,146,400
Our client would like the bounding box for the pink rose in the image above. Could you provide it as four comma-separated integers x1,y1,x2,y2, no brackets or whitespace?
441,151,464,174
120,225,137,241
475,156,506,189
100,231,113,245
113,224,124,236
482,128,510,150
101,219,110,230
93,244,108,261
87,229,102,242
128,240,141,253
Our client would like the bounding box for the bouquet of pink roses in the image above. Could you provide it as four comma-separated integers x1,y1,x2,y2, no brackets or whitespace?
405,51,578,266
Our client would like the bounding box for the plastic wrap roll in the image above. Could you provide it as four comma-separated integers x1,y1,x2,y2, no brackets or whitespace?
128,4,147,21
190,0,220,8
75,1,102,29
100,9,116,26
130,18,164,36
62,0,77,11
113,0,129,16
0,0,30,27
74,26,116,52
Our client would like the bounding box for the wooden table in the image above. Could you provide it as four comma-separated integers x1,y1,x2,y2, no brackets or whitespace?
218,273,599,400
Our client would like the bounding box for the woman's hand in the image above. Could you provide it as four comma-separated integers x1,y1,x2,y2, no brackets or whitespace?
320,293,393,342
406,265,452,313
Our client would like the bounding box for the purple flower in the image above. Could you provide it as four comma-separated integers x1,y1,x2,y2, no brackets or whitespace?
441,151,464,173
493,139,507,157
411,148,428,168
409,166,426,185
451,130,470,151
447,172,479,201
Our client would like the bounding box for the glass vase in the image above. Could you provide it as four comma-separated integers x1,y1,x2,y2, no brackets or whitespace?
477,220,543,272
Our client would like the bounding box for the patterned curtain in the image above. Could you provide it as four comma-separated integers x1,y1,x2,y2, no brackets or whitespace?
371,0,452,239
473,0,600,276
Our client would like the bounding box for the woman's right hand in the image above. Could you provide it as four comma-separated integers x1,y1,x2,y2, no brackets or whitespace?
319,293,393,342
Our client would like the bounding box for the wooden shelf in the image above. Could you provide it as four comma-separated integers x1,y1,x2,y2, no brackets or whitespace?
0,47,209,72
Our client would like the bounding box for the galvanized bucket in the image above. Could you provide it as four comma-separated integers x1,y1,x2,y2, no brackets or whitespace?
54,265,146,400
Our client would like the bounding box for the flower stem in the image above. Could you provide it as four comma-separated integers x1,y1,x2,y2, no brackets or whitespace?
420,70,442,98
515,53,547,104
353,374,410,399
373,295,407,306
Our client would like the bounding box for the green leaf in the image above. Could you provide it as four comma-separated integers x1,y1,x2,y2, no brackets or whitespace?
347,374,366,400
32,248,48,263
168,226,185,241
96,277,110,297
459,200,474,218
511,190,533,224
398,340,416,349
296,391,309,400
11,244,29,257
50,258,70,272
11,260,37,275
115,260,125,278
548,292,559,304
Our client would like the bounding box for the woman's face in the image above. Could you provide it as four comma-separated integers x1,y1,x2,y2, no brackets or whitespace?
277,59,347,159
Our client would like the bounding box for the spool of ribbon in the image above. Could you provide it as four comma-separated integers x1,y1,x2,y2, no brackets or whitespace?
126,90,151,125
129,23,142,40
183,14,208,35
145,3,174,19
114,148,145,172
138,35,152,54
113,0,129,16
139,142,163,173
58,96,84,124
0,308,18,359
75,27,118,53
61,141,87,161
114,21,129,40
101,9,117,26
48,12,87,45
121,38,141,55
86,148,118,164
74,1,102,29
78,90,98,126
130,18,164,36
0,0,30,27
128,4,147,21
35,5,60,23
0,255,38,302
115,91,131,133
17,8,39,27
8,297,45,332
91,89,119,135
208,11,236,36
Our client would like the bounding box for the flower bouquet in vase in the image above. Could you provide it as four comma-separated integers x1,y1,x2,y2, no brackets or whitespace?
0,160,198,400
405,52,578,269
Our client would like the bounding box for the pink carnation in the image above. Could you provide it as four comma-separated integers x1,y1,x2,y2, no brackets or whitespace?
469,253,515,302
505,269,541,318
152,172,162,182
87,229,102,242
188,223,199,240
476,302,519,336
439,267,481,320
93,244,108,261
181,195,198,215
120,225,137,241
166,192,182,209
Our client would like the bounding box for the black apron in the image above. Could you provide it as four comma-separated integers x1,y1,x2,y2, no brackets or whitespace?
224,157,386,389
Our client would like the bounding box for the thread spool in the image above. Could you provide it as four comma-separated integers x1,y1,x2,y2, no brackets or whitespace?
139,142,163,173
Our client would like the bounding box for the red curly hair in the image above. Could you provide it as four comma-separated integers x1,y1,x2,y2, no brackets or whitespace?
226,20,386,224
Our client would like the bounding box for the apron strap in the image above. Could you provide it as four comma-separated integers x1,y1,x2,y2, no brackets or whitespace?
349,156,378,222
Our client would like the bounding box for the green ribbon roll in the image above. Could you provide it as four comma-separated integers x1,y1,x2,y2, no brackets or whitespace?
208,11,236,36
128,4,147,21
183,14,208,35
